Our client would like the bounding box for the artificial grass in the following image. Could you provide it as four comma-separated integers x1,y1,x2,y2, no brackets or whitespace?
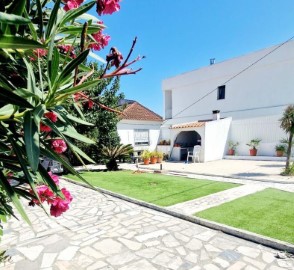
196,188,294,244
67,170,239,206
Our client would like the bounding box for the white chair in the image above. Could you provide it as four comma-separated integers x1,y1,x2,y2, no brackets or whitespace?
187,145,201,163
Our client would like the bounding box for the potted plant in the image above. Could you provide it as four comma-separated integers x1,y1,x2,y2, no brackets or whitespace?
246,139,261,156
150,151,158,164
141,150,151,165
156,151,164,163
275,144,286,157
228,140,239,155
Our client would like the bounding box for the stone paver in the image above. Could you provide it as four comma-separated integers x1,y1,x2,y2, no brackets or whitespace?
0,180,293,269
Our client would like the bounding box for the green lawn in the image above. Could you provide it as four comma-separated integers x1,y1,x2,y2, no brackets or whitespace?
196,188,294,244
67,171,239,206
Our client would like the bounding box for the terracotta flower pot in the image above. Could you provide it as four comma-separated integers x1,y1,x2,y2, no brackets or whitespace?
157,157,163,163
276,150,284,157
228,149,235,155
249,149,257,156
143,158,150,165
150,157,157,164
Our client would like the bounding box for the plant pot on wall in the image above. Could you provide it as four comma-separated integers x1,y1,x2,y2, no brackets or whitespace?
150,157,157,164
276,150,284,157
143,158,150,165
228,149,235,155
249,149,257,156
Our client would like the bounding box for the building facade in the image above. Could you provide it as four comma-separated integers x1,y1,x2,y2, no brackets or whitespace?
117,100,162,157
161,41,294,161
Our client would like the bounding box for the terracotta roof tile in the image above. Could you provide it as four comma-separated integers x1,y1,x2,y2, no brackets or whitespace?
171,121,205,129
120,102,162,122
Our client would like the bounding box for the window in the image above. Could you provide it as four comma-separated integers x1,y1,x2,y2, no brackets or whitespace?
134,129,149,145
217,85,225,100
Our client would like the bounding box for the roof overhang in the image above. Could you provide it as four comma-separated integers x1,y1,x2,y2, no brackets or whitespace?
170,121,206,129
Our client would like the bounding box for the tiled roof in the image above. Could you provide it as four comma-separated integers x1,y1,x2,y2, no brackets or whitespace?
120,102,162,122
170,121,205,129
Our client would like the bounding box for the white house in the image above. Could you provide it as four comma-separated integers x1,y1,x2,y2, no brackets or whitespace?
161,41,294,162
117,99,162,157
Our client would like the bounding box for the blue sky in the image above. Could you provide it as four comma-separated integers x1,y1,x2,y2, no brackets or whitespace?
90,0,294,115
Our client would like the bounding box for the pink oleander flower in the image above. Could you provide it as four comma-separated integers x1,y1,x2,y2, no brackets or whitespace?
58,45,76,58
96,0,121,16
30,48,47,61
50,188,73,217
48,172,60,185
51,139,67,154
63,0,84,11
34,185,54,205
89,30,110,51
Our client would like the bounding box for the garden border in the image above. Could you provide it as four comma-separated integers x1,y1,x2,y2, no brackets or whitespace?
63,176,294,254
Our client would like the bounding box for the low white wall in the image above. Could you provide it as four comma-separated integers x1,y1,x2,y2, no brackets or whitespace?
228,115,287,156
204,118,232,162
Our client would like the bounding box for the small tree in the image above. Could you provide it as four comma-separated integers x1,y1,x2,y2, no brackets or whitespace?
280,105,294,172
101,144,133,171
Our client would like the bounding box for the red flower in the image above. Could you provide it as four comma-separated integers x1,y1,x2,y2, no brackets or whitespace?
40,123,52,132
44,112,58,122
40,112,58,132
63,0,84,11
106,47,123,68
48,172,60,185
33,185,54,205
96,0,121,16
89,30,110,51
50,188,73,217
51,139,67,154
30,48,47,61
58,45,76,58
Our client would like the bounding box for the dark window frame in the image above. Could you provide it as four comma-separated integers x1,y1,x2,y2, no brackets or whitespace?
217,85,226,100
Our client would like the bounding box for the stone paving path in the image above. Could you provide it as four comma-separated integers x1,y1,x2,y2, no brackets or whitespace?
1,180,294,270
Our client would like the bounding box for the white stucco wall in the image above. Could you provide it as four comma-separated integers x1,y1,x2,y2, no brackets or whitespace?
228,115,287,156
162,41,294,122
117,120,162,152
203,118,232,162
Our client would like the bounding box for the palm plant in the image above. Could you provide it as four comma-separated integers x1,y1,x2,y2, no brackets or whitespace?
101,144,133,171
280,105,294,171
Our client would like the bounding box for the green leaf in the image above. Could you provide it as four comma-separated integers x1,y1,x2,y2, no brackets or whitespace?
23,9,38,40
68,142,95,164
55,107,93,126
48,47,59,85
33,104,45,127
58,25,102,35
61,126,95,144
55,49,90,87
60,1,96,25
59,54,92,72
0,36,45,49
46,0,61,39
0,104,14,115
0,170,31,225
23,58,37,96
0,87,33,108
0,12,30,25
24,111,40,172
8,136,45,213
66,113,94,126
56,78,101,96
35,0,44,39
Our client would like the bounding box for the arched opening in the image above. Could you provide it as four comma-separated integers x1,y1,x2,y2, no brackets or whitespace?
173,131,201,160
